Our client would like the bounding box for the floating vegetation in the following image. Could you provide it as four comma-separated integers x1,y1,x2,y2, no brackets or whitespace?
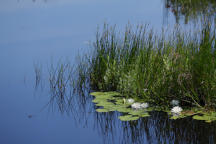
131,102,149,109
96,108,110,113
91,92,216,122
193,112,216,123
90,91,151,121
168,108,216,123
119,115,139,121
126,98,135,104
171,106,183,115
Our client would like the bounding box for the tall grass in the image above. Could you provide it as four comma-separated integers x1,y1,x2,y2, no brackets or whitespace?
87,23,216,108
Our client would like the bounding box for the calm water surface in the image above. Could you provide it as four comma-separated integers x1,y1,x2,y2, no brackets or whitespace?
0,0,216,144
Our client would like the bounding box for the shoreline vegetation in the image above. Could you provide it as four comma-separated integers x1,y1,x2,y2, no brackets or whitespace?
79,22,216,122
35,22,216,122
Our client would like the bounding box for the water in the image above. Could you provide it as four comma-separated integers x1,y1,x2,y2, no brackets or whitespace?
0,0,216,144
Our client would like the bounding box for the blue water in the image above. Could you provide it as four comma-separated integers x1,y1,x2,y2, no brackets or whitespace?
0,0,216,144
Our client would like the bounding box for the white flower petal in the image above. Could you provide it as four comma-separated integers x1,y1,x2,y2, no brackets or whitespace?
171,106,183,114
131,102,141,109
140,103,149,109
127,98,135,104
170,100,179,106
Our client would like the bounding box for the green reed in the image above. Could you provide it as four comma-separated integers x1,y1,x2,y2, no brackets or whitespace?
86,23,216,108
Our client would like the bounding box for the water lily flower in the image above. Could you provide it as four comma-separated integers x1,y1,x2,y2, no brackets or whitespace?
131,102,149,109
171,106,183,115
127,98,135,104
140,103,149,109
131,102,142,109
170,100,179,106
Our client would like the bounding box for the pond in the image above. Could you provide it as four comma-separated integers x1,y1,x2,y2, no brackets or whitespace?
0,0,216,144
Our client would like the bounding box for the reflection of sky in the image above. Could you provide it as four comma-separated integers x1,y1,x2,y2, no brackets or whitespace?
0,0,170,44
0,0,175,144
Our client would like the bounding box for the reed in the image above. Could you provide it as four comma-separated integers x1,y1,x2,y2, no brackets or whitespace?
86,23,216,108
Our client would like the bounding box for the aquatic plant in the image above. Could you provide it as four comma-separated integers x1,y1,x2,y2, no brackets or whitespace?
36,23,216,122
90,92,150,121
127,98,135,104
131,103,142,109
140,103,149,109
34,63,42,89
91,92,216,122
118,115,139,121
131,102,149,109
170,100,180,106
87,23,216,110
171,106,183,115
193,112,216,123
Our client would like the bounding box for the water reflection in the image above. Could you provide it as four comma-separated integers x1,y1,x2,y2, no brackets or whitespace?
94,111,216,143
16,0,48,2
35,62,216,144
164,0,216,24
10,0,216,26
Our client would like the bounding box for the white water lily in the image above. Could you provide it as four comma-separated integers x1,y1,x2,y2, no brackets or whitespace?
131,102,149,109
171,106,183,114
127,98,135,104
170,100,179,106
140,103,149,109
131,102,142,109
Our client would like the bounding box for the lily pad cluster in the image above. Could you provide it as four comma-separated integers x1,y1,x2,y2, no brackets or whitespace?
169,108,216,123
192,112,216,123
91,92,216,123
90,91,150,121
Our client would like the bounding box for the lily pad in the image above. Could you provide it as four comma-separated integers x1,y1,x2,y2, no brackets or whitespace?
90,91,120,97
114,105,131,113
118,115,139,121
96,108,110,112
192,112,216,123
95,101,114,107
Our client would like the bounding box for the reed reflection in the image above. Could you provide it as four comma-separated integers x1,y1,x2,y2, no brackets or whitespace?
94,111,216,144
164,0,216,24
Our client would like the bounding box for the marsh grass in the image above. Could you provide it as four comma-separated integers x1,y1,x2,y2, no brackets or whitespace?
33,59,92,117
86,23,216,109
34,63,42,90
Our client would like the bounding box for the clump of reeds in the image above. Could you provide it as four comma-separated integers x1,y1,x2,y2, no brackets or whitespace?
87,23,216,108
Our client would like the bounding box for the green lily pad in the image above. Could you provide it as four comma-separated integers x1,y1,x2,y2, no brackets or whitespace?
118,115,139,121
95,101,114,106
96,108,110,112
91,91,152,121
192,112,216,123
114,105,131,113
115,99,124,105
170,114,188,120
167,108,216,123
90,91,120,97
